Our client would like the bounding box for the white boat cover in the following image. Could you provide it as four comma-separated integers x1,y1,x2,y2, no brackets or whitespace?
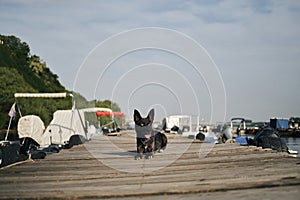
17,107,110,148
165,115,191,130
42,110,86,146
17,115,45,145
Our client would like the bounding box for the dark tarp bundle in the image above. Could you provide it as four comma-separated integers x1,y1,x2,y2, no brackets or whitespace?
0,141,26,167
247,127,288,152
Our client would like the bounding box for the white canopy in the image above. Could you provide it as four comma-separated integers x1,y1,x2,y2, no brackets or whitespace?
80,107,113,113
14,93,71,98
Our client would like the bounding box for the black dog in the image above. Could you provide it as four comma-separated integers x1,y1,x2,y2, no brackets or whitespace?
134,109,167,160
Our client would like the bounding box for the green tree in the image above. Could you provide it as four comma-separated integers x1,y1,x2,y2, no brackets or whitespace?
0,67,36,128
95,100,121,112
29,55,46,75
0,35,30,69
0,34,72,131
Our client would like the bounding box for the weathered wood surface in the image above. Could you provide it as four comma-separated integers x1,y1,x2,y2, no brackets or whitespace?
0,131,299,199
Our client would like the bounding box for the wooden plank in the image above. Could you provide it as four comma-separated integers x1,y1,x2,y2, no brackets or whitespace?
0,131,299,199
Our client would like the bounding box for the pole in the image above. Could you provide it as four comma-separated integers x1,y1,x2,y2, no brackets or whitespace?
5,117,13,141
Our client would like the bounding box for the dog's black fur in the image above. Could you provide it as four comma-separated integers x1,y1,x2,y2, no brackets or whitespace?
134,109,167,160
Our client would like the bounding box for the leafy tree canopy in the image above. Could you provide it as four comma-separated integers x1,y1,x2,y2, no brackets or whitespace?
0,35,70,130
95,100,121,112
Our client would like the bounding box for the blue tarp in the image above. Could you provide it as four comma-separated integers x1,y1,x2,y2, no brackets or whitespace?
270,119,289,129
235,137,248,145
204,137,216,143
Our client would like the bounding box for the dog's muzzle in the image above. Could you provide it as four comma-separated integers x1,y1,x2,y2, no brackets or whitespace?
135,125,152,139
145,133,151,139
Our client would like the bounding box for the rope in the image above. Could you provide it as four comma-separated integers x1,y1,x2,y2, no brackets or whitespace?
0,158,34,170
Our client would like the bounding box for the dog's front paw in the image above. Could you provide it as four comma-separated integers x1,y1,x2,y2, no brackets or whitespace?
158,149,164,153
135,154,143,160
145,154,154,159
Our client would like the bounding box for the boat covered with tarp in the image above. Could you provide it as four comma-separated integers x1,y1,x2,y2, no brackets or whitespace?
1,93,117,167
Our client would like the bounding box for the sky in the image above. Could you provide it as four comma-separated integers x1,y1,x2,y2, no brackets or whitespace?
0,0,300,123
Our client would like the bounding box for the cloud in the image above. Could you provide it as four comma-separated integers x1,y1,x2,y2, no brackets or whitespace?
1,0,299,121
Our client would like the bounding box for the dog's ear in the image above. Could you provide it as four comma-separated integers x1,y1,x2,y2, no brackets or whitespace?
134,109,142,122
147,108,154,122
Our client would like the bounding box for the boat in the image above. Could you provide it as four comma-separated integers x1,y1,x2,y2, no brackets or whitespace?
1,93,74,167
81,107,123,136
1,93,109,167
162,115,217,143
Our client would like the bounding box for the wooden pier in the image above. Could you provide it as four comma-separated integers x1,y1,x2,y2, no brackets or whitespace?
0,131,299,199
